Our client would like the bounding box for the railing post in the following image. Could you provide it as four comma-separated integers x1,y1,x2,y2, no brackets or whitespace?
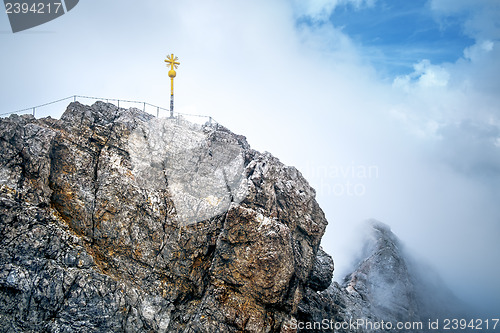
32,107,35,117
157,107,159,118
143,102,146,112
117,100,120,108
73,95,76,102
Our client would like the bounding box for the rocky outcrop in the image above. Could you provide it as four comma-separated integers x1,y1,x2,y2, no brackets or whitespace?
342,221,420,324
0,102,329,332
296,220,468,333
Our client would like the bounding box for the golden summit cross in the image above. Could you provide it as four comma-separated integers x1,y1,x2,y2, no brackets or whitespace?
164,53,180,117
165,54,180,70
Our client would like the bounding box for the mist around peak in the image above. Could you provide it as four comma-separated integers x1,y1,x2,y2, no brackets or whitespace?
342,219,475,323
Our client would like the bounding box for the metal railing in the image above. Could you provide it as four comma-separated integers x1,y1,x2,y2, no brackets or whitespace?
1,95,218,125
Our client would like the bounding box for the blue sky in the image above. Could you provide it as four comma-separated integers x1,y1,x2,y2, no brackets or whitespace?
323,0,475,74
1,0,500,316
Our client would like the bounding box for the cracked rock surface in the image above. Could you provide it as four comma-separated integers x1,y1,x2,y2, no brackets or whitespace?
0,102,330,332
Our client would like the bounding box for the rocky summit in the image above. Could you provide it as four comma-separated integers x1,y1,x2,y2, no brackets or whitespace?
0,102,330,332
0,102,464,332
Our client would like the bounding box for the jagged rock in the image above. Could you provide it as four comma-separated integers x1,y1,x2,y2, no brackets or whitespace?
342,220,420,324
0,102,328,332
307,247,333,292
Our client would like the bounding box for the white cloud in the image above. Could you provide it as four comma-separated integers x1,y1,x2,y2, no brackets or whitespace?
292,0,341,22
464,40,495,61
413,60,450,87
292,0,377,22
495,137,500,148
430,0,500,40
393,59,450,90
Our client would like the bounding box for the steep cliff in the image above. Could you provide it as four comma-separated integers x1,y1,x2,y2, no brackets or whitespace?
0,102,330,332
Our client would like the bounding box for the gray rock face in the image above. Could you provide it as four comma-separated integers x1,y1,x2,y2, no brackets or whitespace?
0,102,329,332
307,247,333,292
